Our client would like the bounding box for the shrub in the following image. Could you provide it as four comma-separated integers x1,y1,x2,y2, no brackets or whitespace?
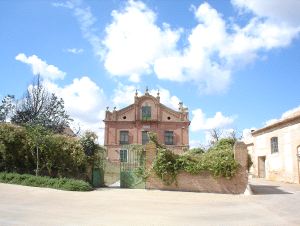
0,172,92,191
0,123,35,173
152,149,180,185
151,136,239,185
185,147,205,155
0,123,106,182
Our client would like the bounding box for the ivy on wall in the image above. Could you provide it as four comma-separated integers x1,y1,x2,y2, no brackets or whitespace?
149,133,239,185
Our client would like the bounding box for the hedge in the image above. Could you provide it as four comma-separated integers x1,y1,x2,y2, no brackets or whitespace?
0,172,93,191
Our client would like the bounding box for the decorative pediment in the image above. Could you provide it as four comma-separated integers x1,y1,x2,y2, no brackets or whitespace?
118,104,134,115
160,104,180,118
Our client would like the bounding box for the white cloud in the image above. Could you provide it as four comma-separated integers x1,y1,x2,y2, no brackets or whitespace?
102,0,181,82
150,88,181,110
189,139,203,149
103,1,300,93
111,83,139,109
52,2,73,9
232,0,300,26
53,1,104,58
191,108,235,132
56,0,300,94
66,48,84,54
265,105,300,126
15,53,66,80
241,128,255,143
44,76,107,144
111,83,182,110
45,76,106,123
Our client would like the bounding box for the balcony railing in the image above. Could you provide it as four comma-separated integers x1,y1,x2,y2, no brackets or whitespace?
119,140,129,145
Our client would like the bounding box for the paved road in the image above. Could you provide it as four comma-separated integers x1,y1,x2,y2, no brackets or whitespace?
0,178,300,226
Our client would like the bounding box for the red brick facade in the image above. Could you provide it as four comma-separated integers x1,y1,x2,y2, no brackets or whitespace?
104,90,190,162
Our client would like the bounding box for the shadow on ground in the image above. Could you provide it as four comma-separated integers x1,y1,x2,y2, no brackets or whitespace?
251,185,293,195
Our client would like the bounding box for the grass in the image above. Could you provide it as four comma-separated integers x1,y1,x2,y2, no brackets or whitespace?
0,172,93,191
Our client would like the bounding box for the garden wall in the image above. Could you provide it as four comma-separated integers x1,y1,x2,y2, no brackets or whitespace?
145,142,248,194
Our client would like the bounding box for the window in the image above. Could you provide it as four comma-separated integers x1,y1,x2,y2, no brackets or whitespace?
271,137,278,153
142,131,149,145
120,131,129,145
165,131,174,145
142,106,151,120
120,149,128,162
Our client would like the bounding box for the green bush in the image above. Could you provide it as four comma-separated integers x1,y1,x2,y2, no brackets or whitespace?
0,172,92,191
184,147,205,156
152,149,180,185
0,123,35,173
0,123,106,183
152,137,239,185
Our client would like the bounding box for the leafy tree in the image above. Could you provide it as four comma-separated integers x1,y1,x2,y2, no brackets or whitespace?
25,124,51,176
80,131,106,169
80,131,98,156
0,95,16,122
11,75,72,133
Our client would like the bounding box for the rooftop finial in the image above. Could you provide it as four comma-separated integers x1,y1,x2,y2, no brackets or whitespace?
179,102,183,111
145,86,149,94
135,89,138,96
157,89,160,97
106,106,109,111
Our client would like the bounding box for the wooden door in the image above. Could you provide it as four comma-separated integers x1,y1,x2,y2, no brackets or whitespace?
258,156,266,178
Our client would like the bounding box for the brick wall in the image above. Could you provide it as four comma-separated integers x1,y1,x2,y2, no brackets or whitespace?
145,141,248,194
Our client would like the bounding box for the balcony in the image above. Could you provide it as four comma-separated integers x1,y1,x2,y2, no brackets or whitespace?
119,140,129,145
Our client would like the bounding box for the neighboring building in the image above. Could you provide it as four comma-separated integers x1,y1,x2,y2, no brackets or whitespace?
103,89,190,163
246,110,300,184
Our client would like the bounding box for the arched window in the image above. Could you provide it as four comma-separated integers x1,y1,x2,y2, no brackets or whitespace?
141,106,151,120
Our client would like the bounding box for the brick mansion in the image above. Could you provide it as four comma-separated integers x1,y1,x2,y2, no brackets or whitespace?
103,89,190,162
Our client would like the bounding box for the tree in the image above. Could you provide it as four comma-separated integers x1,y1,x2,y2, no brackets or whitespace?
25,124,50,176
209,128,222,146
11,75,72,133
0,95,16,122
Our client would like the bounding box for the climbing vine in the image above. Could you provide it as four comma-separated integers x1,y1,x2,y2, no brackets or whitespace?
150,134,239,185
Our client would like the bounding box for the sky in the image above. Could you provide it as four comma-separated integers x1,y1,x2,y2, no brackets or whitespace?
0,0,300,146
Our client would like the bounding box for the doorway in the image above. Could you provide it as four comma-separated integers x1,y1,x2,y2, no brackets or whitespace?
258,156,266,178
297,146,300,184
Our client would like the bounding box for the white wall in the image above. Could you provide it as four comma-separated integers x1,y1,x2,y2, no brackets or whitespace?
252,123,300,183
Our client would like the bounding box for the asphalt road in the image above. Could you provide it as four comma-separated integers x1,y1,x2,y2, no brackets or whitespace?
0,178,300,226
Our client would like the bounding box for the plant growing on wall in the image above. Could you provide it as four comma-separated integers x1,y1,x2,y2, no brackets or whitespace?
149,133,239,185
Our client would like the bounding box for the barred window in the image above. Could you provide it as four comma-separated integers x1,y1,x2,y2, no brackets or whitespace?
120,131,129,145
271,137,278,153
164,131,174,145
142,131,149,145
120,149,128,162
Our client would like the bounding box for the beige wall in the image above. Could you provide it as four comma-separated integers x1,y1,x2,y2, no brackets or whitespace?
251,123,300,184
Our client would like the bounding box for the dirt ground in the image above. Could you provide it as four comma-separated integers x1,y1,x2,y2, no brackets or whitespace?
0,178,300,226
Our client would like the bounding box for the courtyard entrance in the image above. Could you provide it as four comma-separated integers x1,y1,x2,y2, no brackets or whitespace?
119,145,146,188
102,145,146,188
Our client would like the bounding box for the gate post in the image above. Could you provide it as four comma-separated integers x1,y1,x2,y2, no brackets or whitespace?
145,141,157,189
145,142,157,168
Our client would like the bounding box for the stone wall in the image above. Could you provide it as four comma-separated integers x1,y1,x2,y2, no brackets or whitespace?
145,141,248,194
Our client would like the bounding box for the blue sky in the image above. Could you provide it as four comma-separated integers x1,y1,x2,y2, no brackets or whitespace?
0,0,300,146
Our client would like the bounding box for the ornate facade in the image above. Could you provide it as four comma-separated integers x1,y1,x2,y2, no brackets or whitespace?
104,89,190,162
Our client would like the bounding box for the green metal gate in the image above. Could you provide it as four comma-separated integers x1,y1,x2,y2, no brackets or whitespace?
120,145,146,188
92,168,104,187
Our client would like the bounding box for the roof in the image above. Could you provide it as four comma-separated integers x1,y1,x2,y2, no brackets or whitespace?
252,111,300,136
